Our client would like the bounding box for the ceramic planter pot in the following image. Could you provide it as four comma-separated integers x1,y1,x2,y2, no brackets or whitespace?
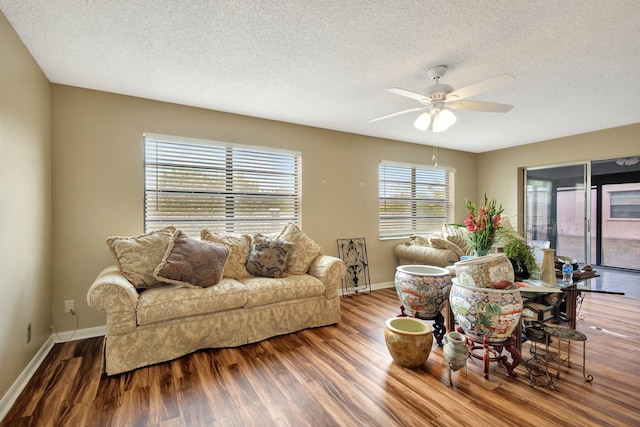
394,265,452,318
454,253,514,288
449,280,523,343
384,317,434,368
443,331,469,371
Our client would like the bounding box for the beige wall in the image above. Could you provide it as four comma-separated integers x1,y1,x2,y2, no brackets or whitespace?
0,12,51,398
478,123,640,227
50,85,478,330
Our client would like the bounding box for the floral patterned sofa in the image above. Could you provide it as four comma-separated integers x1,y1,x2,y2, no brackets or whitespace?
394,224,474,268
87,223,345,375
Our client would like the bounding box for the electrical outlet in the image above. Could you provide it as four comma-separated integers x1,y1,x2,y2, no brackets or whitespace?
27,323,31,343
64,299,75,314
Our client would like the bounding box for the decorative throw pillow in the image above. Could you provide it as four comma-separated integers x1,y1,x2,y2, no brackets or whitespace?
428,236,465,258
442,223,474,256
106,226,176,289
246,234,294,278
276,223,324,274
408,234,435,246
201,229,252,279
154,231,230,288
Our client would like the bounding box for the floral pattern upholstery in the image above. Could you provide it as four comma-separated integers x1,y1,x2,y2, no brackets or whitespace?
276,223,324,274
136,278,247,325
106,226,176,289
442,223,474,256
241,274,325,308
200,230,252,279
87,254,345,375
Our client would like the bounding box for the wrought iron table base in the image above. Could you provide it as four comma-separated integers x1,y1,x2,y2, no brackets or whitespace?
399,306,446,346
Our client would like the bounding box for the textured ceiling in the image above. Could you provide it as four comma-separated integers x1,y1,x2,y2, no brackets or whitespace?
2,0,639,153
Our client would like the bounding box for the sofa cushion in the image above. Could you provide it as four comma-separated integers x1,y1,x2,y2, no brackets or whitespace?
154,231,230,289
241,274,326,308
106,226,176,289
276,223,324,274
428,236,465,258
246,234,294,278
136,278,247,326
201,230,252,279
442,223,474,256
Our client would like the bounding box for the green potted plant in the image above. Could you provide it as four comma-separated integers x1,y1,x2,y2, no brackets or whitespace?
503,235,538,280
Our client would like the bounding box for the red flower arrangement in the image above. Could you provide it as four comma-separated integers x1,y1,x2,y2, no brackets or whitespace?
463,194,504,256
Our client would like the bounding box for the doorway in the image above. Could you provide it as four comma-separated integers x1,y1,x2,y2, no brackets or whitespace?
525,156,640,271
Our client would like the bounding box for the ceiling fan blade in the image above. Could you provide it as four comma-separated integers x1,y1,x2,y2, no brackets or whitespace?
367,106,426,123
448,100,514,113
387,87,430,102
446,74,514,101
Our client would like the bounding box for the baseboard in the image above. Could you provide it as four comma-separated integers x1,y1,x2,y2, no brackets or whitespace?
0,325,106,422
52,325,106,343
371,281,394,291
340,281,394,296
0,335,54,422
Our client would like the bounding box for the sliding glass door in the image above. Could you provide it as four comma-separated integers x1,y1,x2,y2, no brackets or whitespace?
525,163,590,264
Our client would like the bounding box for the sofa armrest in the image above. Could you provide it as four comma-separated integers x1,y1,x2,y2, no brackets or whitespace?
394,244,459,267
87,265,139,335
307,255,346,299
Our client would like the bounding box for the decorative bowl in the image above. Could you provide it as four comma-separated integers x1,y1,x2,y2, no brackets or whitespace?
449,279,523,342
454,253,514,288
489,280,513,290
394,265,452,318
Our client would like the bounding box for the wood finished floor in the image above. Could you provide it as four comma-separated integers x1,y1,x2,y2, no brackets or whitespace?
2,288,639,426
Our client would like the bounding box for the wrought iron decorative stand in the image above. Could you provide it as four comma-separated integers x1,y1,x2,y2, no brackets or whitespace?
337,238,371,297
524,321,557,389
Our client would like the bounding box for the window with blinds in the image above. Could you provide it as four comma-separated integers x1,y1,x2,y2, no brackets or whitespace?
144,135,301,236
379,162,454,239
610,189,640,219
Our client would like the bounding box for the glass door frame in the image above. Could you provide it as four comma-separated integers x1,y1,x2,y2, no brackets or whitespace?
522,161,592,265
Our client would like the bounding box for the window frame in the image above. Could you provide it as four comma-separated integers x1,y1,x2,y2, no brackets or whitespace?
378,160,455,239
143,133,301,236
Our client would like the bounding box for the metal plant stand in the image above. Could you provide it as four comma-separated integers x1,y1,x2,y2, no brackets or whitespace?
459,329,521,380
523,322,557,389
546,327,594,383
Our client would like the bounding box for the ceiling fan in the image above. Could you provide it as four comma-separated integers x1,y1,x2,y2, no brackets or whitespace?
369,65,515,133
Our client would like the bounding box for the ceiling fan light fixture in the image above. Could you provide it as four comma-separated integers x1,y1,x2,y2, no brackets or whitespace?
616,157,640,166
432,108,456,133
413,112,432,131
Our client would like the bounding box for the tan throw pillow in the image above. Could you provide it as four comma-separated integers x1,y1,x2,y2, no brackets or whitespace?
276,223,324,274
106,226,176,289
154,231,230,288
201,229,252,279
428,236,464,258
246,234,294,278
442,223,474,256
409,234,431,246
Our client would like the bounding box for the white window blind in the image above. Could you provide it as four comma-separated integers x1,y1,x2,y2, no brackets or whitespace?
144,135,301,236
379,162,454,238
610,189,640,219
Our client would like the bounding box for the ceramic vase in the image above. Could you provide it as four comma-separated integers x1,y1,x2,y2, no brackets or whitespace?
454,253,515,288
540,248,557,285
384,317,433,368
443,331,469,371
449,280,523,343
394,265,452,317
